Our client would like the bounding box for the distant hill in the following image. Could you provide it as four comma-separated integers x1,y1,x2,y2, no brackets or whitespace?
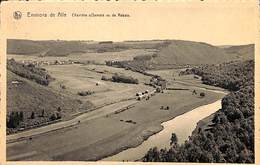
7,39,254,66
116,40,254,71
7,39,91,56
7,39,46,55
222,44,254,60
151,40,237,65
7,39,167,56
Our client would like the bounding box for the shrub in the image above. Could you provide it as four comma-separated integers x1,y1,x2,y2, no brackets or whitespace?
112,73,139,84
200,92,205,97
78,91,94,96
41,109,45,117
133,55,152,61
50,113,57,121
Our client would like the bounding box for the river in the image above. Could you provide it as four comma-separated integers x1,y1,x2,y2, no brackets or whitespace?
102,95,225,161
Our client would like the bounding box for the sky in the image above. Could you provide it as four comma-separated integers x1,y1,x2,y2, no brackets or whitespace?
1,1,257,45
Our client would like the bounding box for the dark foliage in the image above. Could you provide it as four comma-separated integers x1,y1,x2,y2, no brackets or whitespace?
78,90,94,96
200,92,205,97
170,133,178,145
7,111,23,128
30,111,35,119
49,112,62,121
7,59,53,86
133,55,152,61
180,60,254,91
112,73,139,84
143,60,254,163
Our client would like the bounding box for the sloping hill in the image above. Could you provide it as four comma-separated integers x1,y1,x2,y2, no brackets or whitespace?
7,39,46,55
7,39,254,66
7,39,167,56
7,71,83,114
7,39,89,56
223,44,254,60
7,70,80,133
151,40,237,65
7,67,93,133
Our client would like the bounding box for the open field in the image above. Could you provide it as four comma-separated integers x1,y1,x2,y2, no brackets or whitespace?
44,64,153,106
147,69,225,91
7,87,225,161
8,48,156,65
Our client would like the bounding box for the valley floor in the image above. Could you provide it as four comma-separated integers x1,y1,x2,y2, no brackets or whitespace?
7,61,226,161
7,84,225,161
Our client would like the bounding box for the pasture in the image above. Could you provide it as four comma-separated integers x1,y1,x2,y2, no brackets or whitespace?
44,64,153,106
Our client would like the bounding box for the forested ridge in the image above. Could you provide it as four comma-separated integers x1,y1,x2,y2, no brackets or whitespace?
143,60,254,163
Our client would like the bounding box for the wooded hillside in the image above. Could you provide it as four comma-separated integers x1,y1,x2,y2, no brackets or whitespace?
143,60,254,163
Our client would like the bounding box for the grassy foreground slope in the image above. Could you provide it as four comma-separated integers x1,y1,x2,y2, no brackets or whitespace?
143,60,254,163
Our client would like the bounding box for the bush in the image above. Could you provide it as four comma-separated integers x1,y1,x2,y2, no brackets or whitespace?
50,113,57,121
49,112,61,121
78,91,94,96
112,73,139,84
200,92,205,97
133,55,152,61
101,75,111,81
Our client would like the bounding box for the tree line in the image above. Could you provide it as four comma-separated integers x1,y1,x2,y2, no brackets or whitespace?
7,59,53,86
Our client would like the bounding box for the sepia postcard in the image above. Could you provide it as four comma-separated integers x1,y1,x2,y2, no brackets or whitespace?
0,0,259,165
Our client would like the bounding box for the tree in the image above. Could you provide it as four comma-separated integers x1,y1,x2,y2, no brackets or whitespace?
170,133,178,145
56,112,62,119
41,109,45,117
31,111,35,119
143,147,160,162
7,112,20,128
50,113,57,121
57,107,62,112
19,111,24,121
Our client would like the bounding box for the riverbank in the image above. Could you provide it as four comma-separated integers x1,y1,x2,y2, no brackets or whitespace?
7,87,226,161
102,99,225,161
